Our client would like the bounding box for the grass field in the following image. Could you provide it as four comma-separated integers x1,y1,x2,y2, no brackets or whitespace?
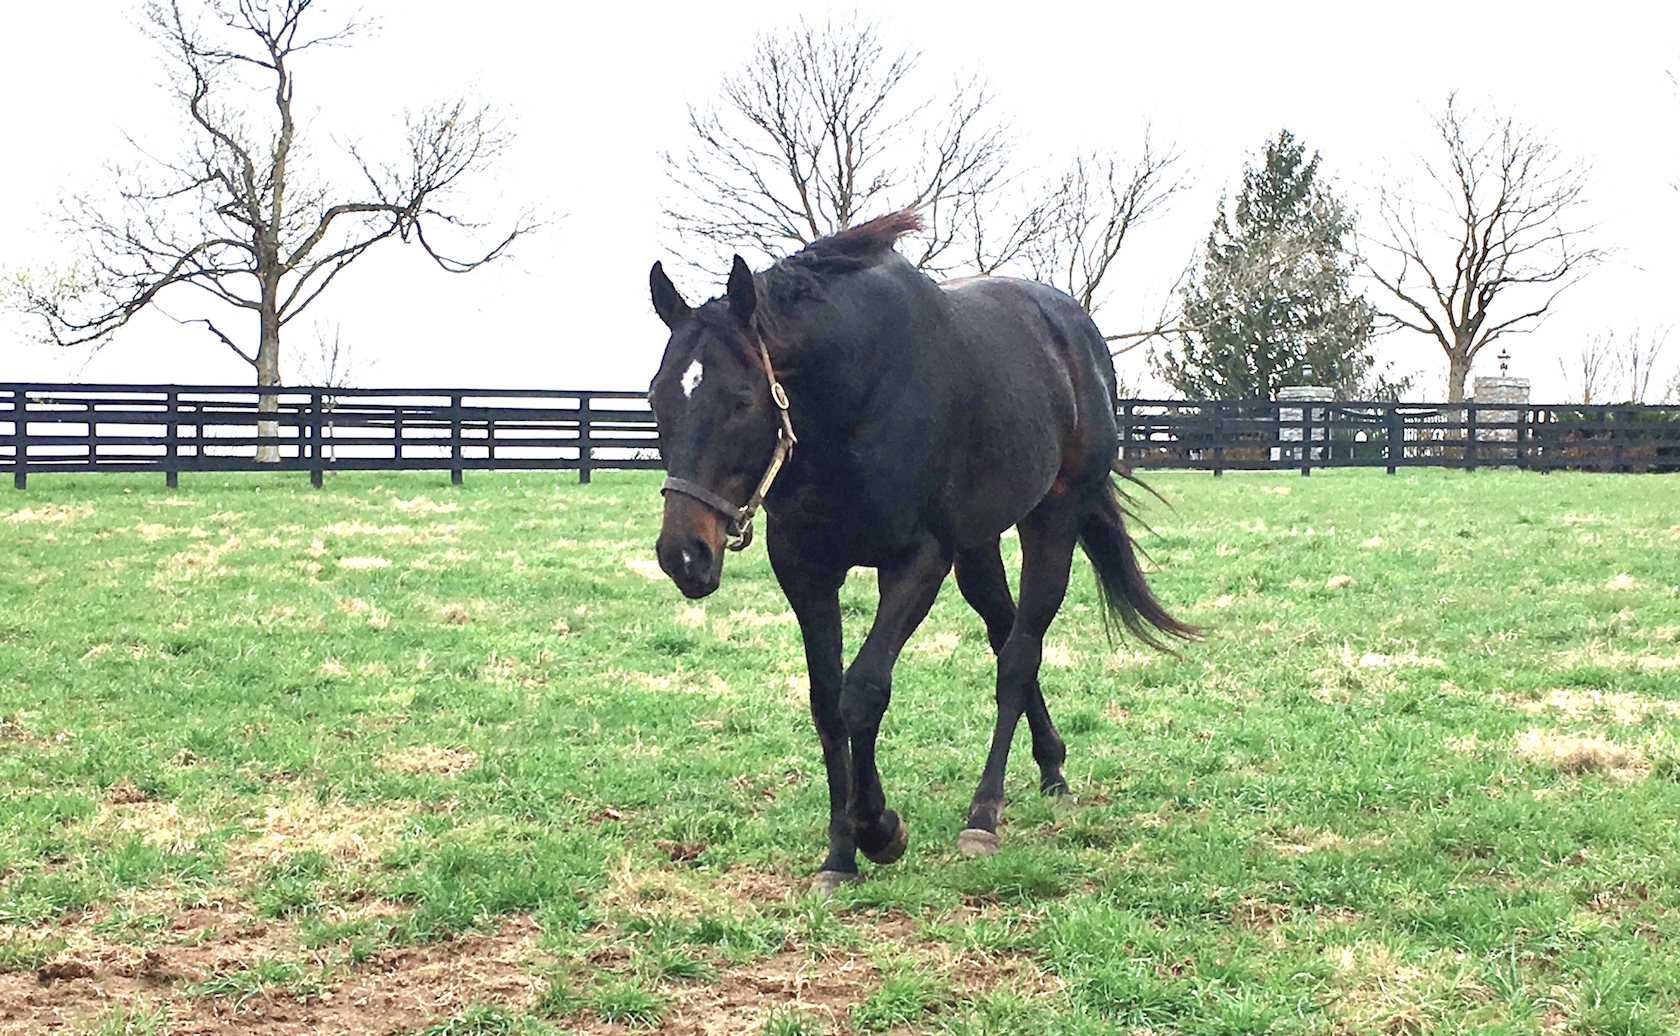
1,467,1678,1035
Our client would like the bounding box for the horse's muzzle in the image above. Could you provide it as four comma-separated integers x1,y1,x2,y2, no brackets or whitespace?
656,495,726,598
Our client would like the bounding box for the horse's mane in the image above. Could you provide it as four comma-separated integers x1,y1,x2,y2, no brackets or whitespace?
792,210,923,269
763,210,923,313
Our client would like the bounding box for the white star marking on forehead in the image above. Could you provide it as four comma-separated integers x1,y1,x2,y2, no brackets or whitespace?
681,357,704,399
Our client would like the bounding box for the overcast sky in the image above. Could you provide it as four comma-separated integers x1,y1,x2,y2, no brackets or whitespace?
2,0,1677,400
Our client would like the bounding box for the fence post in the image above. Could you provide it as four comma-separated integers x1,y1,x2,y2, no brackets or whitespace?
579,394,593,485
12,390,27,490
1517,405,1530,471
450,393,463,486
309,391,324,489
1211,400,1225,477
1300,402,1312,477
1119,401,1133,471
1465,404,1478,472
1386,405,1403,474
393,408,405,465
165,390,179,489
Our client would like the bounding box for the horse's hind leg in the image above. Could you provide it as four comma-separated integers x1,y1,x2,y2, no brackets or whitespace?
842,535,952,867
960,505,1080,856
954,541,1068,796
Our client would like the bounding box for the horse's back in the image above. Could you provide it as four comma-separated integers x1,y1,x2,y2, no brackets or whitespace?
934,276,1119,544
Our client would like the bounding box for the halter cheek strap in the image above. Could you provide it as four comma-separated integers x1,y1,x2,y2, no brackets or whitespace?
660,335,797,552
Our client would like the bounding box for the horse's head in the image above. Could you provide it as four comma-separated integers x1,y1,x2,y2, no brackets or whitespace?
647,256,787,599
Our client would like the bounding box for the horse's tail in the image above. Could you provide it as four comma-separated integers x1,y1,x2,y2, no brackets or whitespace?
1078,474,1201,652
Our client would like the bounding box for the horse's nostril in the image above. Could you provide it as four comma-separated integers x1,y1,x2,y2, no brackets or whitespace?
684,540,714,578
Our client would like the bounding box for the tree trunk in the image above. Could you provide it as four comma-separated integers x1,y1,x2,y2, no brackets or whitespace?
256,302,282,464
1446,354,1471,403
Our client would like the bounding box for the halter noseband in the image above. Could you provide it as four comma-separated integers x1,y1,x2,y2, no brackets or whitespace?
660,333,797,552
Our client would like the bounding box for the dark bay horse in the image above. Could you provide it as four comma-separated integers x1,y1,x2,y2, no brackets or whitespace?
647,211,1194,892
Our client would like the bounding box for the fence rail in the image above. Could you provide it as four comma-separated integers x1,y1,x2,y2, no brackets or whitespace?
4,385,1677,488
1,384,659,489
1119,399,1680,475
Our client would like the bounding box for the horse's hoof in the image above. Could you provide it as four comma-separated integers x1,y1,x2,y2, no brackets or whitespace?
1041,777,1070,797
957,828,1001,857
861,814,909,866
809,870,861,896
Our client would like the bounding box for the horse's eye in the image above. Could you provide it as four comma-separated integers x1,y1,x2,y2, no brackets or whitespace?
732,394,754,413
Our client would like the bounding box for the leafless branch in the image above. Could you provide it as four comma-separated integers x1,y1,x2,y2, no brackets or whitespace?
291,320,373,388
5,0,532,394
661,15,1016,278
1569,325,1672,404
1365,93,1601,401
1026,132,1188,314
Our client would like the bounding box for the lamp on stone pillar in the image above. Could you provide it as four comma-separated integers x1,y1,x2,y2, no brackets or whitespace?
1498,348,1510,375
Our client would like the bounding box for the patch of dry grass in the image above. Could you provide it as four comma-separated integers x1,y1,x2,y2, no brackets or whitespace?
233,798,414,866
379,745,478,777
5,504,94,523
1513,729,1648,781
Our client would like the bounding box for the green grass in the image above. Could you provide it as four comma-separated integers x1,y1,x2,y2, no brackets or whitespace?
1,467,1678,1033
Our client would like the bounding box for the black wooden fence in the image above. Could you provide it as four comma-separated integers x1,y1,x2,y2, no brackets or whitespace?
4,384,1678,489
1118,399,1680,475
1,384,659,489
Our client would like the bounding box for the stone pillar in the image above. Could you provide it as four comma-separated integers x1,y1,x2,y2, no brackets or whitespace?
1275,386,1335,468
1471,376,1530,464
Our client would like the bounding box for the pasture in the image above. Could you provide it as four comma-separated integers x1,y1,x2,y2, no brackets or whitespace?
1,468,1677,1035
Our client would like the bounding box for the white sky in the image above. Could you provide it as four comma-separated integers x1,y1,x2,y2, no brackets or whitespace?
2,0,1677,401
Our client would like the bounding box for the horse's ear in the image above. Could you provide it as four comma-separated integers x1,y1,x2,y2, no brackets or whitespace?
726,255,757,326
650,262,691,329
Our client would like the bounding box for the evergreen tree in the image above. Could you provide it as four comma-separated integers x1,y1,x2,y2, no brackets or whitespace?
1155,131,1379,400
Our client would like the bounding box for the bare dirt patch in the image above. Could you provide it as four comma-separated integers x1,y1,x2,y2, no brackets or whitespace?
647,947,879,1036
569,931,1059,1036
0,913,541,1036
105,779,150,805
718,869,799,908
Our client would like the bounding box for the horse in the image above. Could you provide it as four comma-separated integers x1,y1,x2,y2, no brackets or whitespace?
646,211,1195,892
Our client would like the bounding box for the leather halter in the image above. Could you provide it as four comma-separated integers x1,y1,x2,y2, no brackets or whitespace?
660,333,797,552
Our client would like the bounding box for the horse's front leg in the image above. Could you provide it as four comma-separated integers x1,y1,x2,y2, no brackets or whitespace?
768,532,854,892
842,536,952,867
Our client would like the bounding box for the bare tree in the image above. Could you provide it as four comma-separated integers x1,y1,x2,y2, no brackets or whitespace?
1024,134,1188,342
291,321,371,389
1565,325,1673,401
1560,331,1618,404
662,15,1025,277
1366,94,1601,401
1614,325,1670,403
292,321,369,464
6,0,531,458
1561,327,1671,404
